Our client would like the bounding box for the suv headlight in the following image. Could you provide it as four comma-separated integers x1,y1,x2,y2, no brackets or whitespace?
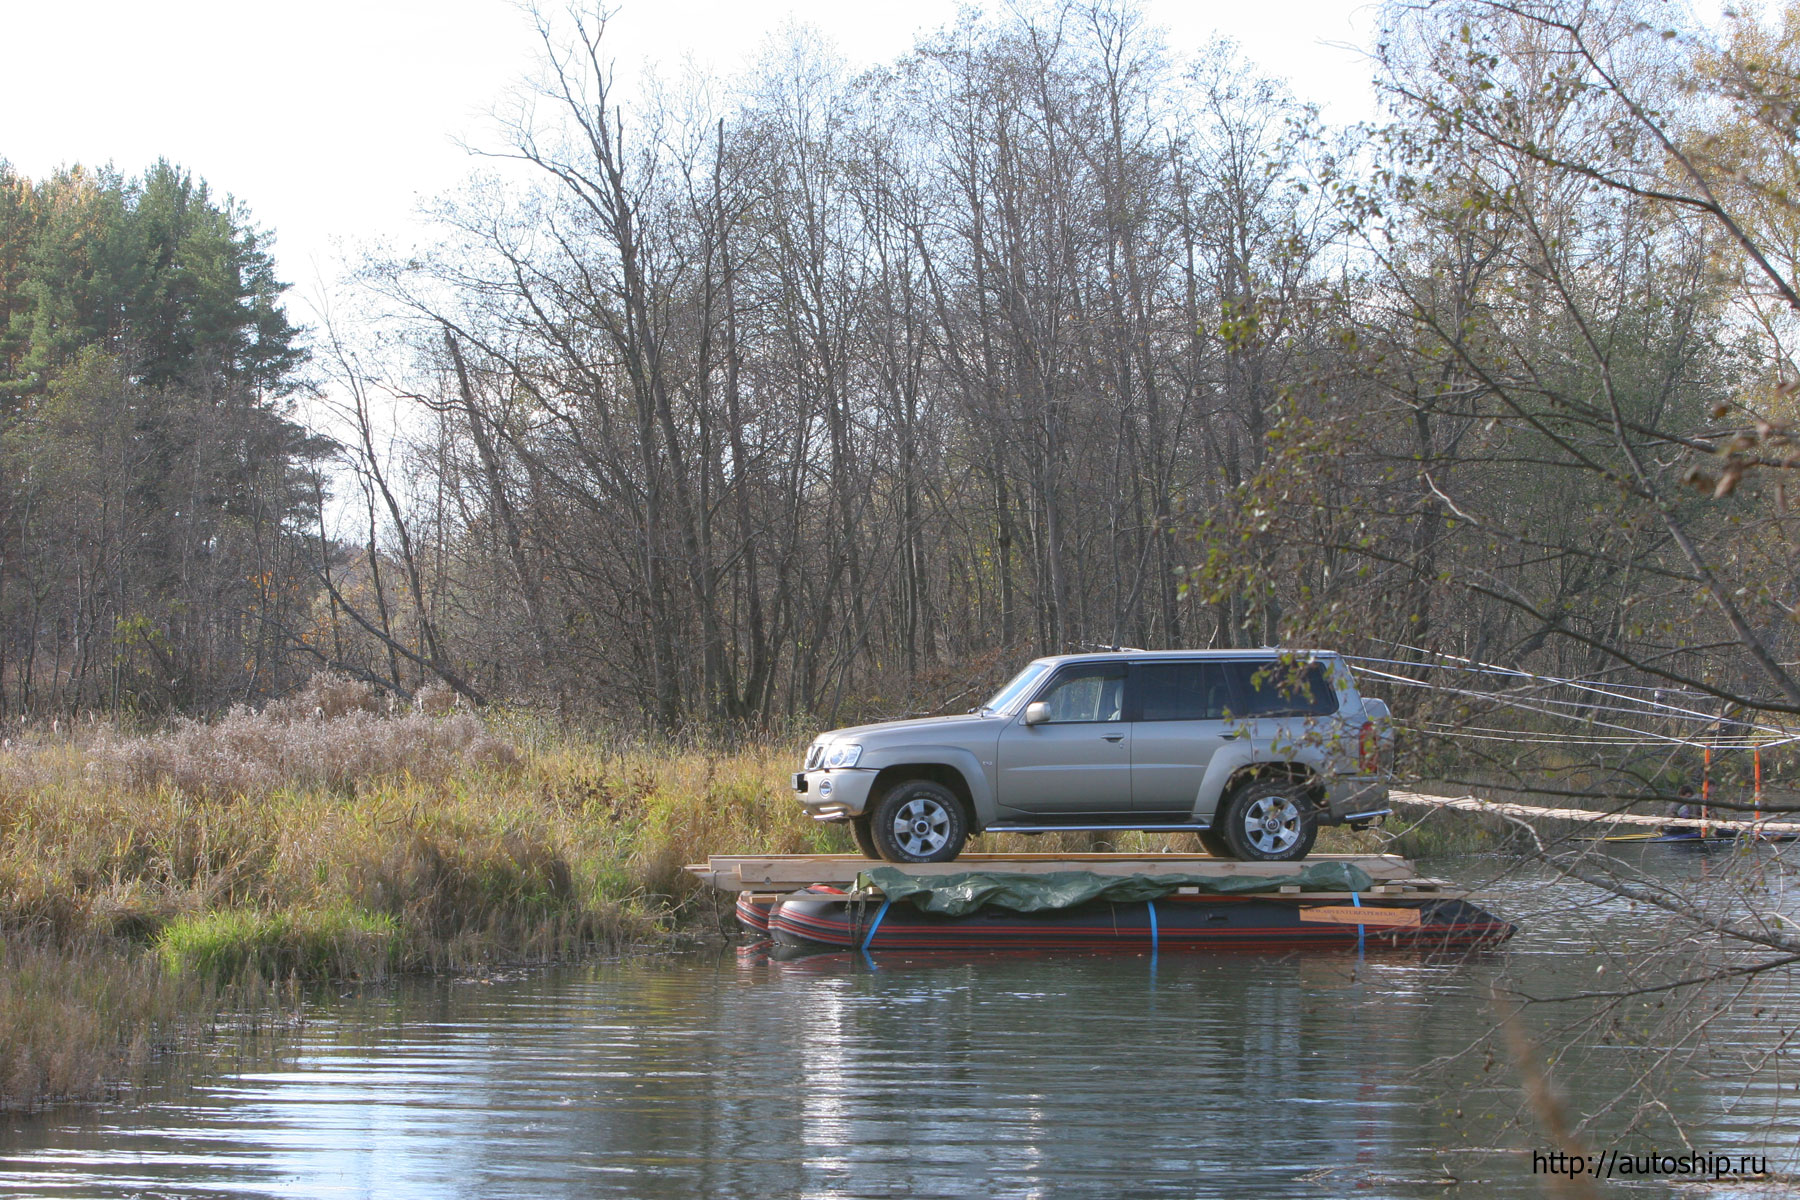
820,742,862,769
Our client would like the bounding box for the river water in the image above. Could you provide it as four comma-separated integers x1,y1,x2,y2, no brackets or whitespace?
4,851,1798,1198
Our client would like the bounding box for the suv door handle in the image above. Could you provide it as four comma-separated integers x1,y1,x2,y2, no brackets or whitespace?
1222,729,1245,739
1102,734,1124,742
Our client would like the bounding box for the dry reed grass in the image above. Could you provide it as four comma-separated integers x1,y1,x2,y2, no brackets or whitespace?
0,937,185,1110
84,674,519,799
0,935,310,1113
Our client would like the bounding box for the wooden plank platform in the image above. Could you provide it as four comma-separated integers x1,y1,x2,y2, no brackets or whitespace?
688,851,1431,894
736,887,1472,906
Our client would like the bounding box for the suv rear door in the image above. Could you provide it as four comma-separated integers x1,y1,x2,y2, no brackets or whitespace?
1127,660,1241,816
1223,659,1343,762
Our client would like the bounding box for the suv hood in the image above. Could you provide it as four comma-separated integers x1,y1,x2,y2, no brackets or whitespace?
814,712,996,744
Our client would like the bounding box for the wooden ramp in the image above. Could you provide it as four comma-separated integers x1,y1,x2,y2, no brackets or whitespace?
687,851,1456,902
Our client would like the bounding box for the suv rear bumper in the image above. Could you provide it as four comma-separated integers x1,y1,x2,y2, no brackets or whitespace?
793,767,878,821
1321,775,1390,825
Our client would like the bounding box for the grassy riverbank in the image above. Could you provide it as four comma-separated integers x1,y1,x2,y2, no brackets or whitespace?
0,678,848,1110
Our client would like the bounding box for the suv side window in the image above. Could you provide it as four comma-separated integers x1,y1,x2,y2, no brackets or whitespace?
1134,662,1233,721
1032,665,1126,723
1225,661,1340,717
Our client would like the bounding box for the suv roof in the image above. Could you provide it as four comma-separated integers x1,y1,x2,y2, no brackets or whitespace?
1030,648,1341,669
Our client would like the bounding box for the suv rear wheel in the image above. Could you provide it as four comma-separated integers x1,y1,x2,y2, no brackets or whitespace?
869,780,968,863
1196,829,1232,858
1219,780,1318,862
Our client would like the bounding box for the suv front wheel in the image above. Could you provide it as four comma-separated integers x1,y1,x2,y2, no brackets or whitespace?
869,780,969,863
850,814,880,859
1219,780,1318,862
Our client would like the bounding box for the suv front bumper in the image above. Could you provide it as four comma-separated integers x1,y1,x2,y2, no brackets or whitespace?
793,767,878,821
1322,775,1391,825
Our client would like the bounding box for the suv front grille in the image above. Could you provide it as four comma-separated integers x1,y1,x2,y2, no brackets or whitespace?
803,744,823,770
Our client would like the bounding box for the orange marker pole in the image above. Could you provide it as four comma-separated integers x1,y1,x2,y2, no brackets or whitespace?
1703,746,1712,840
1755,744,1764,835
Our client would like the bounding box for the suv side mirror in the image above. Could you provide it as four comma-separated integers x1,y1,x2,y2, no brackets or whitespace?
1023,701,1049,727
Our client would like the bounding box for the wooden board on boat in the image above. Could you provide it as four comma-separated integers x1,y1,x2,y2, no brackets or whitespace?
1298,905,1423,927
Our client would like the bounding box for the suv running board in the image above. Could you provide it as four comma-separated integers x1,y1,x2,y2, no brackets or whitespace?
985,822,1212,834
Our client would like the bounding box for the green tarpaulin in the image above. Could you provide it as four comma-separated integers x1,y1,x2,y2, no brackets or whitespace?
856,862,1375,917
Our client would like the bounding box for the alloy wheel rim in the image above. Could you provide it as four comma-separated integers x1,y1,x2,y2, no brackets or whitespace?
1242,795,1301,854
893,797,952,857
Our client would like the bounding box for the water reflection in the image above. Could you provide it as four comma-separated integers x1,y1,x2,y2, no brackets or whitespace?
3,855,1798,1198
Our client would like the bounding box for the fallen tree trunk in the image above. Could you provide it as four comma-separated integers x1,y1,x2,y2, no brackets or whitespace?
1389,789,1800,835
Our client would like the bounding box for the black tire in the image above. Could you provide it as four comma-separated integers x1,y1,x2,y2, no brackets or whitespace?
850,814,880,859
1218,780,1318,862
1196,828,1232,858
869,779,969,863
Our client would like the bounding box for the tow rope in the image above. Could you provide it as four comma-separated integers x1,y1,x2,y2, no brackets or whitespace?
862,896,892,951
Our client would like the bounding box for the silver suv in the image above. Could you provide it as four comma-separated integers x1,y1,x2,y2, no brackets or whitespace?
793,650,1392,863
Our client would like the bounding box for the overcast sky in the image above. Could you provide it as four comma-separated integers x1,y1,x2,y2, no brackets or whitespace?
2,0,1384,314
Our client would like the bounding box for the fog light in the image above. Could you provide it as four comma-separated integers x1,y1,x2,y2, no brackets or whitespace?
818,778,833,796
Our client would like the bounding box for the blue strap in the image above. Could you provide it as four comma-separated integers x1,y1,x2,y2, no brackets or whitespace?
862,896,892,951
1352,890,1365,955
1147,899,1159,964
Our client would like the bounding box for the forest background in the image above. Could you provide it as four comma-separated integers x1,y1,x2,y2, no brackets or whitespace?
4,0,1796,750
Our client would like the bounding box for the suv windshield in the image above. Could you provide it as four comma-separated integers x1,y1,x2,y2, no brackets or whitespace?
981,663,1051,714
